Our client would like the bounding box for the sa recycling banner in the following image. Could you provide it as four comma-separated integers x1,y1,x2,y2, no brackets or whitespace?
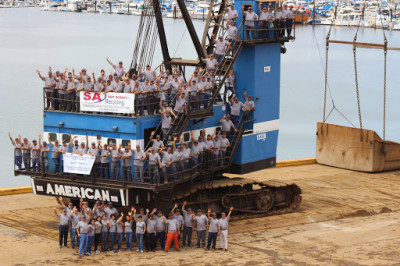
80,91,135,113
63,153,95,175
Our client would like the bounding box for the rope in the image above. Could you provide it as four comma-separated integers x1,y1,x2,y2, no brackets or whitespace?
383,41,387,143
173,28,188,57
352,45,363,131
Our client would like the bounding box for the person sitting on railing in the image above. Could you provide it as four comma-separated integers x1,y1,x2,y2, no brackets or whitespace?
139,65,158,82
47,136,61,174
242,5,259,40
243,91,255,121
188,75,200,111
220,114,238,142
120,144,132,181
87,141,101,178
31,139,41,173
133,144,146,183
229,94,243,127
8,132,22,170
145,147,162,184
172,136,184,179
224,70,235,104
160,146,173,184
39,135,50,173
150,131,164,152
54,70,68,111
99,143,110,179
285,5,294,37
190,131,202,172
226,3,238,24
200,54,218,72
226,21,237,43
37,68,56,110
161,109,177,139
106,57,127,79
174,86,188,118
110,143,121,180
220,132,230,167
274,6,284,38
180,135,191,170
212,131,222,167
214,35,231,65
21,137,31,171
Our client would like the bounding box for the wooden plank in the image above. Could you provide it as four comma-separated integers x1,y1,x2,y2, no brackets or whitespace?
170,58,200,66
327,39,400,51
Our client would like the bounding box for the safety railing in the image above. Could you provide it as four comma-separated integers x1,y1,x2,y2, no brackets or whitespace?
240,18,295,41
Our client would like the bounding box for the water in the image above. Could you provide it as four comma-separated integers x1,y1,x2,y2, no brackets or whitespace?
1,8,400,188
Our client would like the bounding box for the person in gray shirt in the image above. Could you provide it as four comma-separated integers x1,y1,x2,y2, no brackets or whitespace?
87,141,101,178
226,21,237,43
54,207,70,248
133,208,146,252
220,114,238,141
201,54,218,72
21,138,31,171
160,147,173,183
103,202,118,220
171,205,184,244
120,145,132,181
226,3,238,23
115,213,124,251
206,210,220,250
125,213,133,251
219,206,234,251
76,215,93,257
194,209,208,248
47,136,61,173
8,132,22,170
214,36,230,64
174,88,187,116
100,214,109,252
242,5,259,40
220,132,230,166
152,209,167,250
139,64,157,82
110,143,121,180
161,108,176,138
69,206,81,248
100,143,110,179
37,69,56,110
150,132,164,152
39,135,50,173
146,213,157,251
165,213,180,252
94,216,102,254
243,91,255,121
108,214,117,252
229,94,244,127
146,148,162,184
133,145,146,183
182,201,195,246
224,70,235,104
107,57,126,78
258,4,272,39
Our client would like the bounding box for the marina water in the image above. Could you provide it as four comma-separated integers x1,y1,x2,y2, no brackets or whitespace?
1,7,400,188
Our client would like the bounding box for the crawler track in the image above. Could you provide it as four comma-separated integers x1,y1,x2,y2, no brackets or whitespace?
169,177,302,215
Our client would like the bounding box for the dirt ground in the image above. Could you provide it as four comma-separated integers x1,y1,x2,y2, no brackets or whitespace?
2,163,400,265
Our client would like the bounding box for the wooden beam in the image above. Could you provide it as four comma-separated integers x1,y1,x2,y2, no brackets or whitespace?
327,40,400,51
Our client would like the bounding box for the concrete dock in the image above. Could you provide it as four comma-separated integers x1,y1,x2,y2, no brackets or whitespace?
1,163,400,265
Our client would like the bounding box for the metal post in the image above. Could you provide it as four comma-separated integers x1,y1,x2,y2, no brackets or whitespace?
176,0,206,60
152,0,172,72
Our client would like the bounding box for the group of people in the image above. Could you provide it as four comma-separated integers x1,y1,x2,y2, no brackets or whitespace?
9,89,254,183
54,196,234,258
228,3,294,40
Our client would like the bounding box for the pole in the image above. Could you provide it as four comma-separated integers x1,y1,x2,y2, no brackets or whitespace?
176,0,206,60
152,0,172,72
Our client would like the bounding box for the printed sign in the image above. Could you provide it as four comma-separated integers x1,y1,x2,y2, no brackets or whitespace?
63,153,95,175
80,91,135,113
264,66,271,72
32,179,125,205
257,132,267,141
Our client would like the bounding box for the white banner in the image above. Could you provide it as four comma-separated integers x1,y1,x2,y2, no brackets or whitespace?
63,153,95,175
80,91,135,113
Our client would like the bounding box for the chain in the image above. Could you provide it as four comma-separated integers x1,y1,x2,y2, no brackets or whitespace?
323,38,329,122
353,46,363,133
